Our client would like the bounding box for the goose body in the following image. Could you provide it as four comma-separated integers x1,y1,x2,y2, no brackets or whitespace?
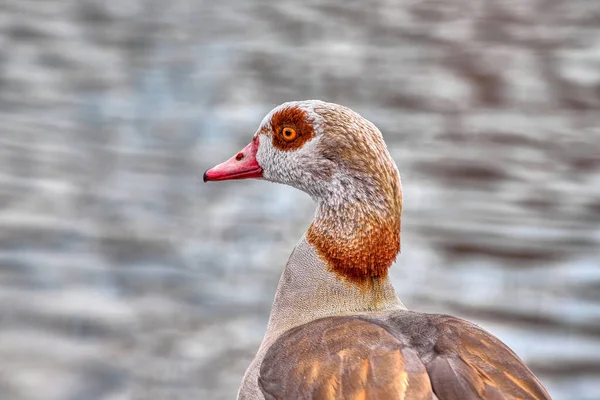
204,100,551,400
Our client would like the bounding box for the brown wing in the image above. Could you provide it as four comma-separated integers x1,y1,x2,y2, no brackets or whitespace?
259,312,551,400
424,315,551,400
258,316,436,400
365,311,552,400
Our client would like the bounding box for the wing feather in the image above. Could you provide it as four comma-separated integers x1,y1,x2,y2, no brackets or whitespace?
258,312,551,400
433,316,551,400
259,316,434,399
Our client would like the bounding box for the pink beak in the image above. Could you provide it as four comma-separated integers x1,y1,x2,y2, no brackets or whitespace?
203,137,263,182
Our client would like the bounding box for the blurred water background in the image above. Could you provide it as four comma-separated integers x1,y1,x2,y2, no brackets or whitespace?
1,0,600,399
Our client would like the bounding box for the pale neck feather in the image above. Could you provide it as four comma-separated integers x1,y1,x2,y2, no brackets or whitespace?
262,235,405,341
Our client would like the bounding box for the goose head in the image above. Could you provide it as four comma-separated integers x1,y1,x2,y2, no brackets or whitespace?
204,100,402,286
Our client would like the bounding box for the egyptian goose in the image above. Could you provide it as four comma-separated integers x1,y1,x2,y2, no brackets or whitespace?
204,100,551,400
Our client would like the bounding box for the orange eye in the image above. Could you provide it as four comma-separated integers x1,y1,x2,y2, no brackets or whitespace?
281,127,297,141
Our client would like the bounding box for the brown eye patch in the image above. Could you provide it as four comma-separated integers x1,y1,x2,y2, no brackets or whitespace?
270,106,315,151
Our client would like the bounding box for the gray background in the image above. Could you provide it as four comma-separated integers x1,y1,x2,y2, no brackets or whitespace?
1,0,600,399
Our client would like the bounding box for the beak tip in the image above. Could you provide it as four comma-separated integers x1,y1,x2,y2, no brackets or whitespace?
203,170,209,183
